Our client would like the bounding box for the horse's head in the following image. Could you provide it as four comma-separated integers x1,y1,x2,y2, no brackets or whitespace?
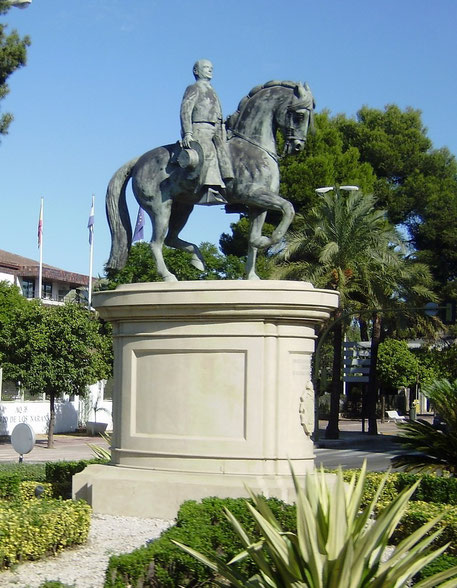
282,82,315,155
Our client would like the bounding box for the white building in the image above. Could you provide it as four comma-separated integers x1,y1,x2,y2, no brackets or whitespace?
0,249,112,435
0,248,91,304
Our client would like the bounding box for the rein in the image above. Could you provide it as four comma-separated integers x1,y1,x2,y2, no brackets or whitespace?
229,129,280,163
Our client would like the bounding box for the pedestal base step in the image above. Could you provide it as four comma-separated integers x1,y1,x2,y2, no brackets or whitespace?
73,463,317,519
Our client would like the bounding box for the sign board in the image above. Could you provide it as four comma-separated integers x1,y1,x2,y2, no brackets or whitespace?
11,422,35,456
343,341,371,383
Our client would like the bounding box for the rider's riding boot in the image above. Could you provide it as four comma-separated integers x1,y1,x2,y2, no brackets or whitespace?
197,187,228,205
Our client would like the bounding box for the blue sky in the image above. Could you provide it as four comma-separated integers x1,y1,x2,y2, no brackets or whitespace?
1,0,456,277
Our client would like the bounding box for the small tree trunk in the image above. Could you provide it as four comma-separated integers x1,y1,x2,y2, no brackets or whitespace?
367,312,382,435
359,316,369,342
326,310,343,439
48,391,56,448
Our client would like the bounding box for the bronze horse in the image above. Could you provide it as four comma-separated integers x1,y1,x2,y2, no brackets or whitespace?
106,80,315,281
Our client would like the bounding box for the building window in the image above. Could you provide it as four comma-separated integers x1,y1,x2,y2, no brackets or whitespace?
58,288,70,302
22,279,35,299
42,281,52,299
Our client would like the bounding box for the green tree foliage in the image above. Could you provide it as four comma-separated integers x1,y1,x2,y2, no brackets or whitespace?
335,105,457,292
392,379,457,476
220,216,273,258
220,111,376,258
274,190,404,437
377,339,418,392
0,280,26,329
103,241,247,288
222,104,457,296
414,344,457,382
0,1,30,137
0,301,112,447
279,111,376,215
274,190,435,437
377,339,421,392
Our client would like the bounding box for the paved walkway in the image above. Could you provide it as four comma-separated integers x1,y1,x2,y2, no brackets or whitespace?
0,434,109,463
316,416,433,450
0,416,427,463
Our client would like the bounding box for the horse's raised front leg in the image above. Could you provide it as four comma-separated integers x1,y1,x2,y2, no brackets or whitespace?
246,209,267,280
165,202,205,271
148,200,178,282
246,191,295,249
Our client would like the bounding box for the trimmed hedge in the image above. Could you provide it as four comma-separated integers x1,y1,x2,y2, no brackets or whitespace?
416,554,457,582
340,470,457,508
0,460,104,500
104,480,457,587
104,496,296,587
19,480,53,501
392,501,457,555
45,458,108,499
0,462,46,481
0,463,47,500
0,498,91,568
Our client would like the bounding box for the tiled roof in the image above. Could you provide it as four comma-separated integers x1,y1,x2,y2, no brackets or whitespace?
0,249,90,287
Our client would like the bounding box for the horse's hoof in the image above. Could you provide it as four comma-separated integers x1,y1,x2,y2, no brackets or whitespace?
191,258,205,272
163,274,178,282
246,273,261,281
250,236,271,249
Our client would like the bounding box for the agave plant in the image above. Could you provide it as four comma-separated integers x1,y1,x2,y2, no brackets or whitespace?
87,431,111,460
173,462,457,587
392,379,457,475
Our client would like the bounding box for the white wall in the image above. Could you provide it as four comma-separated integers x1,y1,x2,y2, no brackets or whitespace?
0,400,79,435
0,272,15,284
0,381,113,435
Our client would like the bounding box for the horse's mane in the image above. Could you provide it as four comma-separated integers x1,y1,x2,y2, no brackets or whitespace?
226,80,303,131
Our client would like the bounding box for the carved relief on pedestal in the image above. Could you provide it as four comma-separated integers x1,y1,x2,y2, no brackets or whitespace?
299,380,314,436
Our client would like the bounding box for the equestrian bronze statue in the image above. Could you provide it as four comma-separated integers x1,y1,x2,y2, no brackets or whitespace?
106,62,315,281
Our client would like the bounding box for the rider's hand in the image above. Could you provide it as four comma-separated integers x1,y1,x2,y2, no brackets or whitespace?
182,133,193,149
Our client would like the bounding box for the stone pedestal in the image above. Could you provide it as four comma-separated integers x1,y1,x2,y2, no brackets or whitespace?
73,281,338,518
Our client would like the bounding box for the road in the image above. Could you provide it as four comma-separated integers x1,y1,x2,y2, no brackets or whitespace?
314,446,404,471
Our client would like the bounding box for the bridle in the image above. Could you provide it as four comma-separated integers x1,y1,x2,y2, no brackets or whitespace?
227,83,315,162
283,97,314,154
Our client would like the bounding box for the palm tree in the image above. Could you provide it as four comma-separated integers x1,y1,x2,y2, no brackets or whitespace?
392,378,457,475
274,189,417,438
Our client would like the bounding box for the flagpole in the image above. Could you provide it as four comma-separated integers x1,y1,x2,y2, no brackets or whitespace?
38,197,43,300
88,194,95,309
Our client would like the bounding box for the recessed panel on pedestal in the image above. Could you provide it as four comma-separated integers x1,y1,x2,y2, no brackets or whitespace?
133,349,247,440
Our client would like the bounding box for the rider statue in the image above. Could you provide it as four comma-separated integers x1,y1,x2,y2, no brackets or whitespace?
180,59,234,204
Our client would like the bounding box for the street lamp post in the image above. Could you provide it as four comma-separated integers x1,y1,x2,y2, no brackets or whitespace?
7,1,32,8
315,185,359,195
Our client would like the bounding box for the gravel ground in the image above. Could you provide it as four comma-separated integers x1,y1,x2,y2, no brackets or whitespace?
0,514,173,588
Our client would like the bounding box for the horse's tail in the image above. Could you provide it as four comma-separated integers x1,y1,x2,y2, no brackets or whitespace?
106,157,140,271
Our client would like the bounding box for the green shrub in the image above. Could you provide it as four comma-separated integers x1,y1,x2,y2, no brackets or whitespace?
105,470,457,587
0,473,20,500
0,463,47,500
175,465,457,587
0,498,91,568
340,469,457,507
0,462,46,481
392,501,457,555
18,480,53,501
45,458,107,499
104,496,296,587
417,554,457,582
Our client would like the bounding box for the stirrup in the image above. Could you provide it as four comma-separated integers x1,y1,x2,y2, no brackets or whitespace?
197,188,228,206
